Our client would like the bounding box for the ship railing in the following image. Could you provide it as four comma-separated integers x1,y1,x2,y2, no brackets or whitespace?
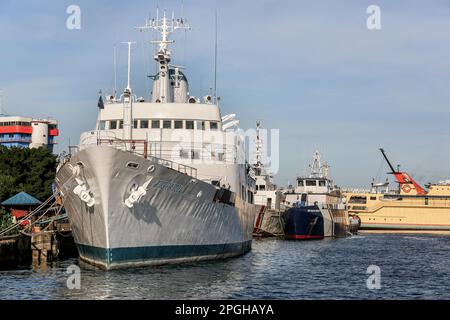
79,134,199,178
147,156,197,178
96,138,148,159
146,141,240,165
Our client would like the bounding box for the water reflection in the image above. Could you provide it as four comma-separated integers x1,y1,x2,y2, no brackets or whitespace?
1,234,449,299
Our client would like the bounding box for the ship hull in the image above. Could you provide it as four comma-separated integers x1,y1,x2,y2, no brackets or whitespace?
346,194,450,231
282,205,349,240
56,146,257,270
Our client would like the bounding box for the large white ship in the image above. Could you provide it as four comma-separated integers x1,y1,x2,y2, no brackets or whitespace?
55,13,258,270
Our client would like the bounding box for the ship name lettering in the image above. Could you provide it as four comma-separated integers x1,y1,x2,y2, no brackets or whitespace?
153,180,185,193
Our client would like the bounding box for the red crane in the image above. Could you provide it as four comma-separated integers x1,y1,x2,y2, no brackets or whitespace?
379,148,427,195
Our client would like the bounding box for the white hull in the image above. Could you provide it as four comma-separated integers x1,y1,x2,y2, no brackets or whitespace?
56,146,257,270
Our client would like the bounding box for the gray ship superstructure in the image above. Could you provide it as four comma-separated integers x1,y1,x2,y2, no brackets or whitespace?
56,13,258,269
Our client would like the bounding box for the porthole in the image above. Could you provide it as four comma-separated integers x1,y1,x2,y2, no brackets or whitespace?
126,162,139,169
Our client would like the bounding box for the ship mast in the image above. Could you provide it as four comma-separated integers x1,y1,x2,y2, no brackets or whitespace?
309,150,329,179
122,41,135,142
136,11,190,103
254,121,264,175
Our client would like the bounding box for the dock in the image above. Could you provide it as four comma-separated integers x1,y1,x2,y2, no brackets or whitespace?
0,194,77,269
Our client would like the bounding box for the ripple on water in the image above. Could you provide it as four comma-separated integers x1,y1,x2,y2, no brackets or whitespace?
0,233,449,299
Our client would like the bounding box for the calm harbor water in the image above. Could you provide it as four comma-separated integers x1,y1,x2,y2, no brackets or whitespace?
1,233,449,300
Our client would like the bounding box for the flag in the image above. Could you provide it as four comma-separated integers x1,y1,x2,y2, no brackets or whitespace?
97,95,104,109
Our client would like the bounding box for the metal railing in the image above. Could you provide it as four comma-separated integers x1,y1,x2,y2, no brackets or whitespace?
148,156,197,178
97,138,148,159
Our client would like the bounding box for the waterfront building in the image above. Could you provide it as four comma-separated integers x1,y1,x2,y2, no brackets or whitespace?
0,115,58,152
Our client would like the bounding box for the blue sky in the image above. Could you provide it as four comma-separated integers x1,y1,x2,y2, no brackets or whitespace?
1,0,450,188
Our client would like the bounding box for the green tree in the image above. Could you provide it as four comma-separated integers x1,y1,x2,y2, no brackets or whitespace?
0,207,14,233
0,146,57,202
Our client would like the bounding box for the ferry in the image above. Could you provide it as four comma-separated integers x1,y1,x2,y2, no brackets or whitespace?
344,148,450,231
55,13,258,269
282,151,353,239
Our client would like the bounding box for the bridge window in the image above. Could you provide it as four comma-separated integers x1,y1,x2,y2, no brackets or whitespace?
140,120,149,128
306,180,317,186
99,121,105,130
151,120,160,128
163,120,172,129
109,121,117,129
197,121,205,130
133,120,138,128
174,120,183,129
319,180,326,187
186,121,194,130
119,120,123,129
298,180,304,187
210,122,218,130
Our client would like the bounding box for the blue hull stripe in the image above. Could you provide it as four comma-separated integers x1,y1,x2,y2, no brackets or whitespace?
76,241,252,266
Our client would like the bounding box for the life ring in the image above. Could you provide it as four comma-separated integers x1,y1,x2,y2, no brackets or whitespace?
402,184,412,193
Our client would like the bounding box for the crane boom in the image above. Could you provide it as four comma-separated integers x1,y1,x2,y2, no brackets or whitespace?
379,148,397,173
379,148,427,195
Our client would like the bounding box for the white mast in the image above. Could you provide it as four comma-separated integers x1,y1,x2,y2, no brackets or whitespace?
254,121,263,174
113,45,117,100
136,11,190,103
122,41,135,143
309,150,330,179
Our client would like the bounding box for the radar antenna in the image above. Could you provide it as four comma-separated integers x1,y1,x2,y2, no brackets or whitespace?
136,10,191,103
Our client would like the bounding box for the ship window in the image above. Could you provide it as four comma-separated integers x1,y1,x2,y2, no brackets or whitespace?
319,180,326,187
370,196,377,200
349,196,367,204
425,198,429,205
179,149,189,159
191,150,200,159
306,180,317,186
140,120,149,128
197,121,205,130
133,120,138,128
109,121,117,129
174,120,183,129
210,122,218,130
151,120,160,128
298,180,304,186
126,162,139,169
248,191,254,204
259,185,265,191
163,120,172,129
186,121,194,130
119,120,123,129
99,121,105,130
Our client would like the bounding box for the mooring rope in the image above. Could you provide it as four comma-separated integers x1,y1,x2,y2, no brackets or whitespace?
0,192,58,237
